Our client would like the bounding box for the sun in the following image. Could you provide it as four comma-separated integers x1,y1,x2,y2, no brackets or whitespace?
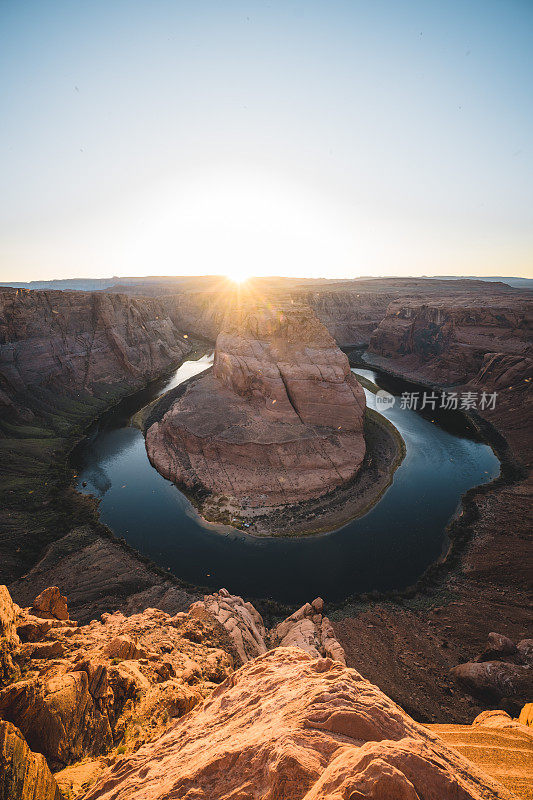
226,267,252,284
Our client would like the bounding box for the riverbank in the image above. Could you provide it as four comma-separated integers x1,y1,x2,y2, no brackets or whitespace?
3,345,212,620
327,350,531,724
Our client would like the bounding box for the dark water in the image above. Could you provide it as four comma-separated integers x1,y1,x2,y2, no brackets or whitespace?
72,355,500,605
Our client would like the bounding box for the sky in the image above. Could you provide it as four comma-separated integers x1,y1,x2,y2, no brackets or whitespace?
1,0,532,282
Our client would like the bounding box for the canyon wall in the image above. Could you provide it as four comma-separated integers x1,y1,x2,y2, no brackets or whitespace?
292,288,397,345
369,296,531,385
106,275,524,348
0,288,195,421
146,302,366,512
332,289,532,728
368,293,532,465
0,287,198,590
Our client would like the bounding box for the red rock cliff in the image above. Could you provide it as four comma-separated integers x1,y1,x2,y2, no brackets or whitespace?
0,288,194,421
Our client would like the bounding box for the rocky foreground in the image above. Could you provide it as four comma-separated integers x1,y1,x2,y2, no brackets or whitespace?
146,301,366,515
1,584,529,800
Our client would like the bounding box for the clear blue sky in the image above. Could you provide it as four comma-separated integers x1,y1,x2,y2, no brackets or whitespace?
1,0,532,281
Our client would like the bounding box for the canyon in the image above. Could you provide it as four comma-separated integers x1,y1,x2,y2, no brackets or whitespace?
0,287,201,586
0,287,197,422
0,276,531,798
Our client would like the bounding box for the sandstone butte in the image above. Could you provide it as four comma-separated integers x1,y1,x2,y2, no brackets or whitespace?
145,301,367,511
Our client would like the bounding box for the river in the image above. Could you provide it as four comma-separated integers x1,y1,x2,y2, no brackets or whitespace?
71,353,500,604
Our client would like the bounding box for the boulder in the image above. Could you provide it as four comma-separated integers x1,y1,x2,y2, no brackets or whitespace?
452,631,533,701
30,587,68,621
518,639,533,661
189,589,268,664
473,709,533,737
477,633,518,662
270,599,346,664
103,635,147,661
451,661,533,701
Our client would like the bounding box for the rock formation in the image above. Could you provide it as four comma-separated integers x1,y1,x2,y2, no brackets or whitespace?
368,295,531,386
0,720,61,800
0,587,237,769
473,708,533,736
451,632,533,703
146,301,366,513
0,288,195,422
1,584,529,799
84,647,514,800
269,596,347,664
0,584,344,771
191,590,345,666
189,589,268,663
367,290,533,473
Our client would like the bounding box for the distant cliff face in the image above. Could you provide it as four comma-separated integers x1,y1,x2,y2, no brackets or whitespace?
0,289,194,420
369,296,532,384
146,302,366,512
291,289,394,346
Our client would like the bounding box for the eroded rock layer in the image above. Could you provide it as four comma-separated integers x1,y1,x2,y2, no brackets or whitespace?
84,647,513,800
369,296,531,387
146,302,366,510
0,287,194,421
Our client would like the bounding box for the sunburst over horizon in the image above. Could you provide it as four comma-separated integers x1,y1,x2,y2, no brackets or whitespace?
1,1,531,283
226,269,253,285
